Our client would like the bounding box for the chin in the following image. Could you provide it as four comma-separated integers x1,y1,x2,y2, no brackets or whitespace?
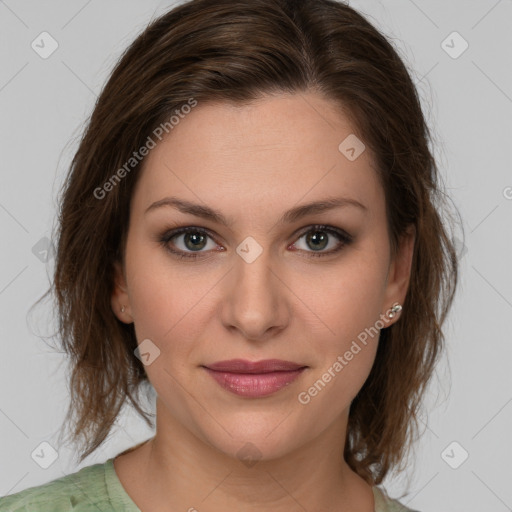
194,412,311,464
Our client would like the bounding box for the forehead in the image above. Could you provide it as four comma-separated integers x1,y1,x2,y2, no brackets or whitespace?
131,92,383,221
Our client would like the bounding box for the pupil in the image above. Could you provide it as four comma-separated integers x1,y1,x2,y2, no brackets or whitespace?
307,231,327,251
185,232,206,251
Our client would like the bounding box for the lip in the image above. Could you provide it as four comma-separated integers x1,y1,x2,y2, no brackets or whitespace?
202,359,308,398
205,359,305,373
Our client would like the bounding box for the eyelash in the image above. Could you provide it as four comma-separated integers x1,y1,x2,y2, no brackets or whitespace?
158,224,353,260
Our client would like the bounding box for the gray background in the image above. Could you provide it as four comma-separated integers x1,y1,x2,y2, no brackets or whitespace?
0,1,511,510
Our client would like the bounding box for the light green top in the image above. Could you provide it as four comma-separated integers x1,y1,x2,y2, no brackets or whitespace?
0,458,418,511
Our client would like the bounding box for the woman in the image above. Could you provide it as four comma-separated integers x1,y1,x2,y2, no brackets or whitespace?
0,0,459,510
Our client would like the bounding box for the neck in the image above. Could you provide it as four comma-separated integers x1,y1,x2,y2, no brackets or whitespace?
117,398,375,511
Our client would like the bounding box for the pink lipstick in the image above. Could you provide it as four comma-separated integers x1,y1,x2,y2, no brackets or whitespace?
202,359,307,398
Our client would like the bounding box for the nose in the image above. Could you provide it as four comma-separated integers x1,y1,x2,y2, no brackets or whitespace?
220,245,290,342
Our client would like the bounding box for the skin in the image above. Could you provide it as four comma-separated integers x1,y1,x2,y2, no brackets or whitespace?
111,91,415,512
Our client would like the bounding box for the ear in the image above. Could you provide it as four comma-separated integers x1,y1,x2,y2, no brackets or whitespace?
111,259,133,324
381,225,416,325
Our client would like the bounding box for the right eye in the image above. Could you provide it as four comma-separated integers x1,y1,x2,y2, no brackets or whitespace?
159,226,223,259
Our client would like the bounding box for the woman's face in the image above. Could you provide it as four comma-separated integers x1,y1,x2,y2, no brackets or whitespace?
112,92,413,461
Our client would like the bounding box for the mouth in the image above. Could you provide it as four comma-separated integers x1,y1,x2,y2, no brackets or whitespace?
201,359,308,398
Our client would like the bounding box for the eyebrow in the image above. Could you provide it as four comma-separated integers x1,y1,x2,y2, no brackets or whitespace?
144,195,367,226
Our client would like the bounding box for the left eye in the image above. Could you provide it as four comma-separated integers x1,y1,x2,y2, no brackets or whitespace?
159,225,353,260
292,226,352,256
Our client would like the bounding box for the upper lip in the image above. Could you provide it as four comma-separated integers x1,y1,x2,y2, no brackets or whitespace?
204,359,307,374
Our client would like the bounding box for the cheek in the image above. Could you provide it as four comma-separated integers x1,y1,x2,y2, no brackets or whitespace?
305,253,388,345
298,252,387,399
126,230,191,327
125,237,220,373
298,286,383,417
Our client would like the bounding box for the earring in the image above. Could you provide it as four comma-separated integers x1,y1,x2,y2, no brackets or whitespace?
121,306,126,313
387,302,402,319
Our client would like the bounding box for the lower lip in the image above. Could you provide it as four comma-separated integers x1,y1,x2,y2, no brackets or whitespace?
203,368,306,398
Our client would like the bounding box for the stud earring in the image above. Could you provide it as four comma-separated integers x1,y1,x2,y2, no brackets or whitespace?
387,302,402,319
121,306,126,313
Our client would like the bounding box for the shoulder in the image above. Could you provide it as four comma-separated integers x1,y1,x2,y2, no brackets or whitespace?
0,461,114,512
372,486,421,512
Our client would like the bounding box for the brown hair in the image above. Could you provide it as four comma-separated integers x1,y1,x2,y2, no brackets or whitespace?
41,0,459,486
